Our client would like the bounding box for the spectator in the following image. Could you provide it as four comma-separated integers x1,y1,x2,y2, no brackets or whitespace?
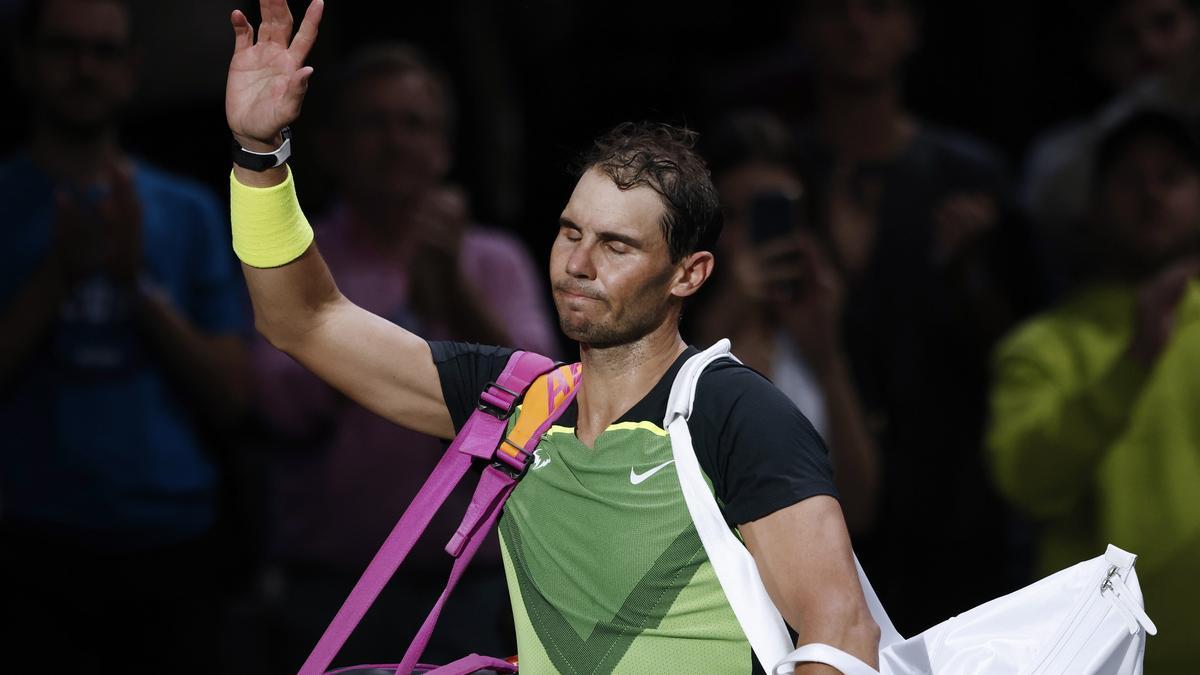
1023,0,1200,235
989,110,1200,675
695,110,880,534
791,0,1046,633
249,44,557,670
0,0,249,672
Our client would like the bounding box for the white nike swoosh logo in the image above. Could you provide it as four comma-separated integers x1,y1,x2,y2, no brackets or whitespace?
630,460,675,485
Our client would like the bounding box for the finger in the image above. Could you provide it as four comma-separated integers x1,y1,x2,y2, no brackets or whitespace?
260,0,293,47
284,65,314,115
231,10,254,52
256,0,274,44
289,0,324,62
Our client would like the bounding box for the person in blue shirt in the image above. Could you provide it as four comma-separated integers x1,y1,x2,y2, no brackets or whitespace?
0,1,249,672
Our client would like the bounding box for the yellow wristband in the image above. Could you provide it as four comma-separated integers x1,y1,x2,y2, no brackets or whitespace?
229,166,315,268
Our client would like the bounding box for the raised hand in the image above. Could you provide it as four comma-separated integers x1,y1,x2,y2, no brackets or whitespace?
226,0,324,151
774,233,847,365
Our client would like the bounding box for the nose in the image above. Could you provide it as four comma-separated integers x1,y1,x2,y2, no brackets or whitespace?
564,239,596,280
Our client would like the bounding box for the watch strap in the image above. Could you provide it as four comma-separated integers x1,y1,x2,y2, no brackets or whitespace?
232,127,293,171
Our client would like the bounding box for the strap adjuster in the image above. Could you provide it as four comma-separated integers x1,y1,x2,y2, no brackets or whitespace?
477,381,520,420
491,451,533,479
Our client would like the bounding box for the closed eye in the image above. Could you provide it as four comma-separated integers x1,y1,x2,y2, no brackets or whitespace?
559,220,583,241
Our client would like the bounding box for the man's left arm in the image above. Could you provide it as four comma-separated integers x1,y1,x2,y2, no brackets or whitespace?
740,495,880,674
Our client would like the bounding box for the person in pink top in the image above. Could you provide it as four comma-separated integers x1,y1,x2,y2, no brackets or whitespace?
249,44,557,671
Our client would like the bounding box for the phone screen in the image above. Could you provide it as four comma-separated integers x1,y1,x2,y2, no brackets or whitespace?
749,190,802,244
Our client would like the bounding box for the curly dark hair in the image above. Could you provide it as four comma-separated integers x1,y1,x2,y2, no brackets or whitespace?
576,121,723,263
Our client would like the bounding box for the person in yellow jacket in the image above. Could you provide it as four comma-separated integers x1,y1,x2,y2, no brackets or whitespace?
988,109,1200,674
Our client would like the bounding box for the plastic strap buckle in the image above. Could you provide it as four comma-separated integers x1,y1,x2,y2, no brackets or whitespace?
477,381,520,420
490,450,533,479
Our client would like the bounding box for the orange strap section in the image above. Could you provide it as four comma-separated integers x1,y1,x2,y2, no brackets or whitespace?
497,362,582,460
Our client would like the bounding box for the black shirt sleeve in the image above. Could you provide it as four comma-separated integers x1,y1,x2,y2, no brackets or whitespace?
428,341,516,433
690,359,839,526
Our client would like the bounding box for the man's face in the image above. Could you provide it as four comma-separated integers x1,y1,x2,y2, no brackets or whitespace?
1094,0,1198,90
550,168,680,348
338,70,451,203
21,0,135,138
1098,134,1200,268
801,0,917,90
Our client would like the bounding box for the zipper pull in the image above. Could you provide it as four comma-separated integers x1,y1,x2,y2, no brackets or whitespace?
1101,566,1158,636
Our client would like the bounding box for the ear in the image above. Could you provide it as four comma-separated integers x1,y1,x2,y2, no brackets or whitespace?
670,250,715,299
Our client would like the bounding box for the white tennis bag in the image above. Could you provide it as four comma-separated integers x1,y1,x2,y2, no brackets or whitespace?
665,340,1158,675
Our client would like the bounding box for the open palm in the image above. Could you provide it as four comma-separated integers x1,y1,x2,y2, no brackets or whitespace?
226,0,323,148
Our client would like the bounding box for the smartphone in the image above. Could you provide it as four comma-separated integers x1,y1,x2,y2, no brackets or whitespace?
749,190,803,244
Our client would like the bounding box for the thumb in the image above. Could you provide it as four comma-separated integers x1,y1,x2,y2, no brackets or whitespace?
285,65,315,112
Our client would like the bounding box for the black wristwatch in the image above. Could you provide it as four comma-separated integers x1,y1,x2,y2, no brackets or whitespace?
232,127,292,171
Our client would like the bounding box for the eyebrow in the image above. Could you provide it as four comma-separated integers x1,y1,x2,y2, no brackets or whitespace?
559,217,645,249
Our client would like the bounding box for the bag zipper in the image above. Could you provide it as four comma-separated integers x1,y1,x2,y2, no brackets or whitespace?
1028,559,1154,674
1101,565,1157,636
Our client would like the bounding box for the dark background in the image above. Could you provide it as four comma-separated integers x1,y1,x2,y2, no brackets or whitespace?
0,0,1112,262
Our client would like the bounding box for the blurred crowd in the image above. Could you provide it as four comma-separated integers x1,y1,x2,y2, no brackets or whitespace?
1,0,1197,673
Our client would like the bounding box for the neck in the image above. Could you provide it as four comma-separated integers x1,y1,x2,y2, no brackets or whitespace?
573,315,687,444
816,77,914,162
28,122,120,184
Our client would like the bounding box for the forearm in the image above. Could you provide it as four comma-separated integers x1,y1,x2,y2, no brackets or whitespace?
230,164,343,351
743,497,880,674
0,254,68,386
785,590,880,673
134,284,250,428
230,164,453,439
815,354,880,535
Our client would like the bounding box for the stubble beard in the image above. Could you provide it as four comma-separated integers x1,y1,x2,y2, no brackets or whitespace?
555,294,664,349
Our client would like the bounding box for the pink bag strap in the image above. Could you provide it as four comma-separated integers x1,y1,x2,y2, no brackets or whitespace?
298,350,578,675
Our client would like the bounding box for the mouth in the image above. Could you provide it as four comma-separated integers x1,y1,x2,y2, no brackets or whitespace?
556,286,603,303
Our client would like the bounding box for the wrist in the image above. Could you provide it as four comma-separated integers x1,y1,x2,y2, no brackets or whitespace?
232,131,284,153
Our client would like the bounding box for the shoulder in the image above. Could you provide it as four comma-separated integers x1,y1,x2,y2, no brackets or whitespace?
429,340,521,432
688,355,836,525
994,285,1132,367
694,357,795,419
690,356,825,455
429,340,517,366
